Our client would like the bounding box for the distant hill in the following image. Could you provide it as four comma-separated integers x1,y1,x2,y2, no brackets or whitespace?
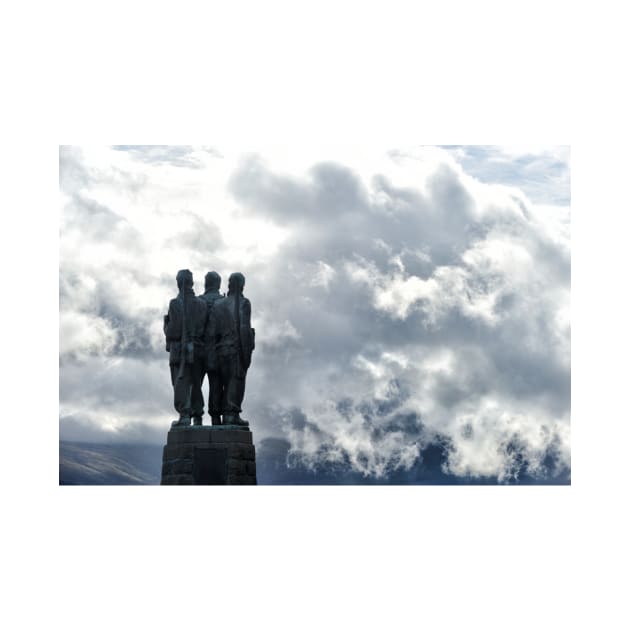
60,442,162,485
253,437,566,485
60,438,570,485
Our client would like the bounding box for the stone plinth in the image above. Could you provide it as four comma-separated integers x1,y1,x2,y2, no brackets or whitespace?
161,425,257,485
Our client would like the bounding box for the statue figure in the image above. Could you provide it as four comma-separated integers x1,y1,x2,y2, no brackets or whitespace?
198,271,225,426
213,272,255,426
163,269,209,427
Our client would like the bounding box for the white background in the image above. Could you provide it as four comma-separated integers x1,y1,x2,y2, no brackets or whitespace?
1,0,628,628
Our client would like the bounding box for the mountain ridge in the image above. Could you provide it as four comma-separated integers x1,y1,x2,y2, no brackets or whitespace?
59,438,570,485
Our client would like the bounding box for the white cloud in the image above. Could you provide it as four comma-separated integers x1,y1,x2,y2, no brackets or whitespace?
310,260,336,289
59,311,117,357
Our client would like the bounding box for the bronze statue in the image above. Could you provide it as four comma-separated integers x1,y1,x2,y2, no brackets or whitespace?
163,269,209,427
198,271,224,425
212,272,255,426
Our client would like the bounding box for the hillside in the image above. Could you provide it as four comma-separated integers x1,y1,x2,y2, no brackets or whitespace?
60,438,570,485
60,442,162,485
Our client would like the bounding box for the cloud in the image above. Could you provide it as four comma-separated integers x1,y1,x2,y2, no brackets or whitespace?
111,145,221,168
438,145,571,205
59,146,570,483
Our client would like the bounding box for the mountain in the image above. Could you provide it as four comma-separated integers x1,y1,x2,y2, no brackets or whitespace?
60,442,162,485
59,438,570,485
255,437,571,485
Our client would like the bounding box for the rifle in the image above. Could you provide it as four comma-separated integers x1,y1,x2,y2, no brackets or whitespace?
235,289,247,375
234,290,255,374
177,289,194,381
163,314,170,352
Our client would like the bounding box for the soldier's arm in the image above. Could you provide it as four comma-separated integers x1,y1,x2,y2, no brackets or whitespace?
241,298,255,361
242,298,252,328
165,299,179,340
163,310,170,352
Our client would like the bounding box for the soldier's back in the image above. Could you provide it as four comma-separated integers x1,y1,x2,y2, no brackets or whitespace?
214,295,237,356
167,294,207,339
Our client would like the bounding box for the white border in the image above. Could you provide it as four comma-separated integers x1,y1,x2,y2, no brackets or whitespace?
5,0,629,627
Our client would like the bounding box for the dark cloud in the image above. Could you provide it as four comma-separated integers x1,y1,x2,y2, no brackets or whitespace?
229,158,370,221
227,153,570,479
287,407,324,435
60,358,171,422
60,413,166,445
229,156,494,274
63,194,143,248
164,211,224,252
253,430,568,485
59,262,166,361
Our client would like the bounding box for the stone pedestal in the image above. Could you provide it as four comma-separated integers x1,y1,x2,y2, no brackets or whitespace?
161,426,257,485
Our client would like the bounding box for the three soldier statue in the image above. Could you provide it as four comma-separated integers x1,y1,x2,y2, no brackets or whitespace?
163,269,255,428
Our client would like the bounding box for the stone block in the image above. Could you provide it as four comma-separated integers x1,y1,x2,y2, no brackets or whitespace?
192,443,227,458
161,474,193,485
167,428,213,446
192,446,228,484
227,458,248,475
162,459,192,476
208,430,253,445
224,444,255,460
163,444,195,461
228,474,256,485
168,459,194,475
161,427,257,485
166,426,253,446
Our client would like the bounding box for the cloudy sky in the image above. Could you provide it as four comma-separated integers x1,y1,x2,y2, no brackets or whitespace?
59,145,570,483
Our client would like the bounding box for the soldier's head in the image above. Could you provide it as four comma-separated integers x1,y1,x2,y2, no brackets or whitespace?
176,269,193,291
204,271,221,292
228,272,245,295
